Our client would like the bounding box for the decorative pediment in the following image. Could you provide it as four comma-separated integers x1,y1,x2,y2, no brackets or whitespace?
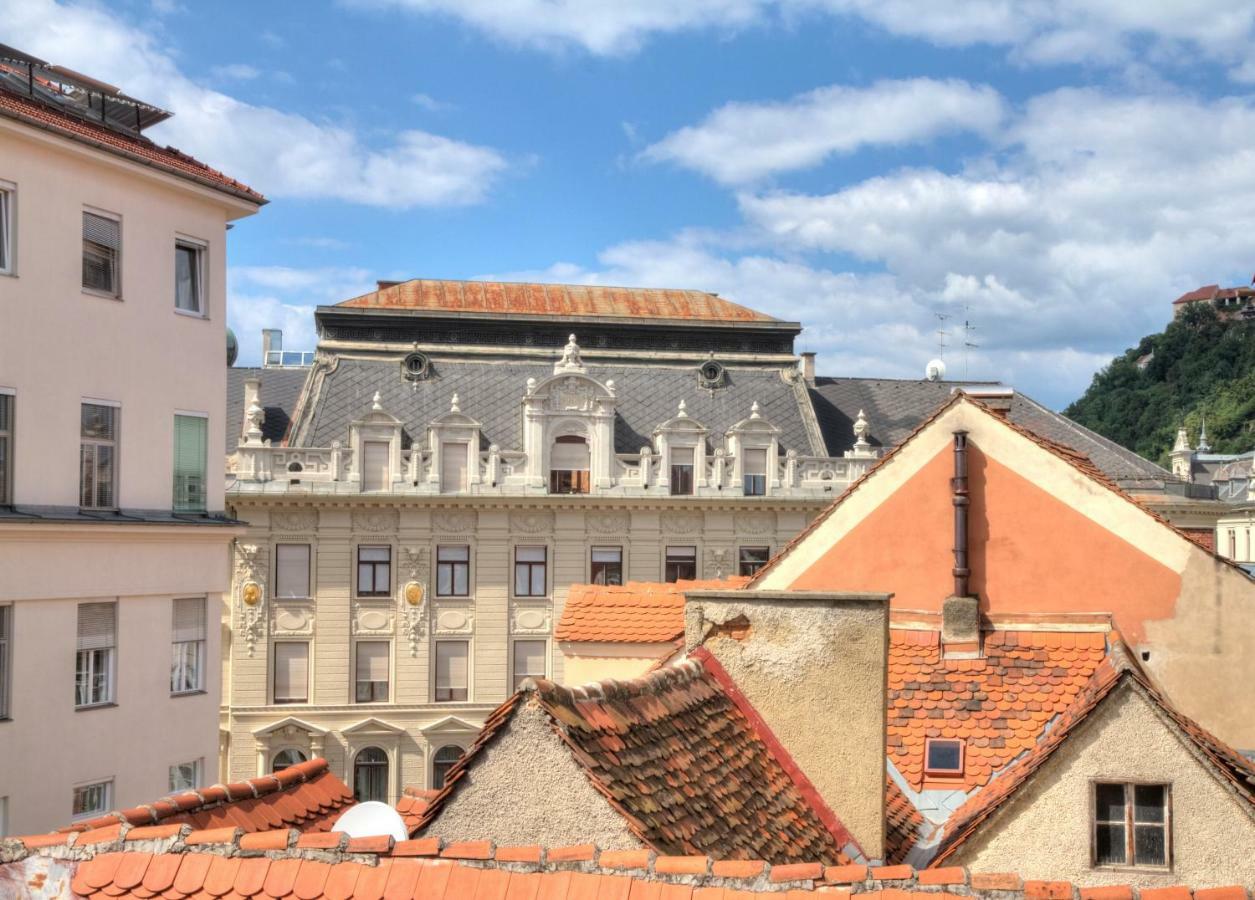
430,393,482,430
727,402,781,437
353,392,403,427
420,715,482,737
252,716,328,738
654,400,708,438
342,717,407,736
525,372,617,414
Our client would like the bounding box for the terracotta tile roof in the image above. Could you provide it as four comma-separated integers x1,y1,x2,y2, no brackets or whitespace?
556,577,749,643
395,788,440,836
1174,284,1221,304
3,832,1245,899
883,776,925,866
54,758,354,835
888,628,1109,793
933,641,1255,865
335,279,781,322
416,656,851,864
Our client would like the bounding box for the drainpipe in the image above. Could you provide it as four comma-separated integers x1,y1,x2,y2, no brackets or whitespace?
952,431,970,598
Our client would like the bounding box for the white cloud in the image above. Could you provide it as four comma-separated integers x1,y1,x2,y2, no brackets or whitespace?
411,92,453,112
210,63,261,82
3,0,509,208
644,78,1005,184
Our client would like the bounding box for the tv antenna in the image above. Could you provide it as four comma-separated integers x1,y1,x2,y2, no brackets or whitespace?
934,311,951,361
961,306,979,380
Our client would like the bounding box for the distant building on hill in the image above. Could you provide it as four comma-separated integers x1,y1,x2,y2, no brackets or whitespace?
1172,282,1255,320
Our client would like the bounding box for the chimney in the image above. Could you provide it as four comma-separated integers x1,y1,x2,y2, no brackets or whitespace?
684,589,890,860
943,431,981,657
799,352,816,386
261,329,282,368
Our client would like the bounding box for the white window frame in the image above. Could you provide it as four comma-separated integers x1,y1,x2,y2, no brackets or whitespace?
81,207,121,299
0,388,13,507
0,181,14,276
511,638,548,691
274,544,312,599
173,235,207,317
80,399,120,511
168,759,201,794
272,640,310,705
172,410,208,514
512,545,548,599
71,779,112,820
433,639,470,703
353,640,391,704
0,604,11,720
75,602,116,709
435,544,470,598
170,597,206,696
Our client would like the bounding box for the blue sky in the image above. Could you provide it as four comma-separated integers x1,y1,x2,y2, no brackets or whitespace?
8,1,1255,408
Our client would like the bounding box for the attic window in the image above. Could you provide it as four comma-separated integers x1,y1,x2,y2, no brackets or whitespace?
698,359,726,389
402,351,431,381
924,738,964,777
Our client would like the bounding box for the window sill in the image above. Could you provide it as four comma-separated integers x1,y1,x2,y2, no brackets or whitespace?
174,308,208,320
75,702,117,712
0,270,15,279
82,288,122,302
170,689,207,699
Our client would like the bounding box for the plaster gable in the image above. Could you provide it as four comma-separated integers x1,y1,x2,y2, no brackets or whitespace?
948,686,1255,888
420,702,646,851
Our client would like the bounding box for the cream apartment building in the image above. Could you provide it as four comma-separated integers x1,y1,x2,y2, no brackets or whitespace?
0,46,263,834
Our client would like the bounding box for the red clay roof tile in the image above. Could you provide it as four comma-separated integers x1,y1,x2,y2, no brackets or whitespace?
556,579,749,644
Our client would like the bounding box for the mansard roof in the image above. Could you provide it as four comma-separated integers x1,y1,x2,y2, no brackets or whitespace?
226,366,309,454
289,357,823,455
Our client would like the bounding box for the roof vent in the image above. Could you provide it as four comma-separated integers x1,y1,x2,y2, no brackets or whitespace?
698,359,727,390
402,351,431,381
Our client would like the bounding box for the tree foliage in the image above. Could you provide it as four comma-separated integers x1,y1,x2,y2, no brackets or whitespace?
1064,304,1255,467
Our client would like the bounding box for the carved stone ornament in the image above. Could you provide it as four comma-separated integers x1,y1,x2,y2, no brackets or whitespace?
271,508,318,533
735,511,776,535
706,547,732,579
242,582,262,606
234,544,268,658
586,510,629,534
352,601,395,635
272,601,316,636
509,510,554,534
353,508,399,533
512,606,550,634
551,377,595,412
434,604,474,635
401,582,427,656
402,547,430,584
661,510,703,534
432,509,476,534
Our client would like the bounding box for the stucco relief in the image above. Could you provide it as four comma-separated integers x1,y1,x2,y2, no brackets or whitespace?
735,511,776,534
509,510,554,534
353,508,399,533
434,604,475,635
586,511,629,534
551,377,596,412
352,601,395,635
272,601,316,636
511,605,550,635
706,547,733,579
662,510,703,534
271,509,318,533
234,544,268,658
433,509,476,534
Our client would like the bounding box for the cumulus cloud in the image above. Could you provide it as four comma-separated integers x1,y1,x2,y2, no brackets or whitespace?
642,79,1006,184
3,0,508,208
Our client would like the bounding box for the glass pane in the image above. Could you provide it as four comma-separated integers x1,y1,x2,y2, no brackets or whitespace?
1095,783,1127,822
94,445,114,507
517,546,545,562
531,566,545,595
175,244,198,311
1095,823,1126,865
1133,785,1166,822
1134,824,1166,866
927,740,962,772
437,566,452,596
454,566,468,595
358,565,374,595
514,565,529,596
592,548,621,563
82,404,115,440
360,547,389,562
439,546,469,562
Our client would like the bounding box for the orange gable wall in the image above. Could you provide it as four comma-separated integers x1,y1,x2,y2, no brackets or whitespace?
787,441,1182,642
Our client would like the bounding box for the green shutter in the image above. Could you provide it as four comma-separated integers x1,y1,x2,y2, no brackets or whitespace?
173,415,207,512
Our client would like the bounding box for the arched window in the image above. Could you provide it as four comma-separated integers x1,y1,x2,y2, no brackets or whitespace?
432,745,464,789
549,434,590,494
271,748,307,773
353,747,389,803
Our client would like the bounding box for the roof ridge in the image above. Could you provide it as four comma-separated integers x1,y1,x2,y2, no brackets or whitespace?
524,657,706,704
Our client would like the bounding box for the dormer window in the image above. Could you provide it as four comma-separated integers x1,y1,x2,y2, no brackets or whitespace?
402,351,430,381
924,738,964,777
743,448,767,496
670,446,695,496
698,359,726,389
549,435,590,494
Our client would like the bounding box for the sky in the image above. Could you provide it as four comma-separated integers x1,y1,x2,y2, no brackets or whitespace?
7,1,1255,409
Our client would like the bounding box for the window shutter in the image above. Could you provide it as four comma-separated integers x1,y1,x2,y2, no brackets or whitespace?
83,213,120,249
77,602,116,651
744,448,767,475
441,443,468,492
356,642,389,683
172,597,206,643
514,640,546,677
550,440,590,470
362,441,389,492
274,643,308,699
436,642,468,690
275,545,311,598
671,446,694,465
173,415,207,511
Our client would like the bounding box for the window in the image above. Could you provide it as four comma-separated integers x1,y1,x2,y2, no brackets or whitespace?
275,544,311,598
168,760,200,793
591,547,623,586
432,745,463,789
170,597,206,694
664,546,697,583
436,545,469,597
82,211,120,296
356,546,391,597
0,605,10,720
440,442,468,493
271,748,307,773
354,747,389,802
670,446,695,496
1094,782,1170,868
514,546,547,597
1230,530,1238,559
924,738,964,777
75,602,115,707
172,414,207,512
738,546,771,577
513,640,547,690
355,641,389,703
549,435,590,494
434,640,468,702
743,448,767,496
72,781,111,820
0,393,11,506
0,185,11,274
174,240,204,314
273,642,309,704
80,403,117,509
362,441,389,492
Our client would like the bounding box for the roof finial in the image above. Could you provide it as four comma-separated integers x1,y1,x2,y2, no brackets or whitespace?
450,393,461,413
853,408,870,446
1198,413,1211,452
371,391,383,412
555,333,586,373
677,399,688,418
750,401,761,419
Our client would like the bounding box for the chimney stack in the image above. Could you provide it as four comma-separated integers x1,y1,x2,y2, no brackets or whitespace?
684,588,890,860
799,352,816,386
944,431,981,657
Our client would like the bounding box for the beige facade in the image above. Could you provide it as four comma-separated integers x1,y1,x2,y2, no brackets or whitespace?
948,685,1255,888
0,68,259,834
1215,508,1254,564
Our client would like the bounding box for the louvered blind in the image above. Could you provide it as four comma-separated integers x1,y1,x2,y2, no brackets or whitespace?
671,446,694,465
77,602,116,651
744,448,767,475
275,544,310,598
441,443,468,492
356,642,389,683
172,597,206,643
82,212,119,294
173,415,207,511
273,642,308,701
513,640,546,679
362,441,389,492
435,641,468,690
550,440,590,470
83,213,120,248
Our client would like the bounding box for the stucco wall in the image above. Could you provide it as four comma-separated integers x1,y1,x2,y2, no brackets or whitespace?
422,701,646,849
562,650,662,686
949,687,1255,888
685,591,888,859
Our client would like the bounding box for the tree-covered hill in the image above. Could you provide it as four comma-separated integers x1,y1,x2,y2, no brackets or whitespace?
1064,304,1255,468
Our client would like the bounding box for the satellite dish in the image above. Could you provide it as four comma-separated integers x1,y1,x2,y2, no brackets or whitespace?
331,801,408,841
926,359,947,382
